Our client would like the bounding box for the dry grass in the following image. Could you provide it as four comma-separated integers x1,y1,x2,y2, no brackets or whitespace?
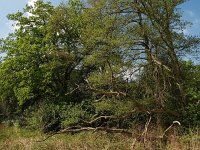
0,124,200,150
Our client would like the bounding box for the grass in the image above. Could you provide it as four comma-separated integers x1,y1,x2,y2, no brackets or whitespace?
0,124,200,150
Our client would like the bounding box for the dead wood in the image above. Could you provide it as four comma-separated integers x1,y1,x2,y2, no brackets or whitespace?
36,127,132,142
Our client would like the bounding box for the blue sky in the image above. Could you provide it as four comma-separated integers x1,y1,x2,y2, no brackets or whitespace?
0,0,200,38
179,0,200,36
0,0,67,38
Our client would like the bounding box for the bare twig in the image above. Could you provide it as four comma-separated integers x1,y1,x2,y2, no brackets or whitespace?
94,95,106,102
65,83,80,95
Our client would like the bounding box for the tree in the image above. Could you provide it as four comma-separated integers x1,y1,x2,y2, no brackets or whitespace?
81,0,200,127
0,1,54,115
0,0,88,118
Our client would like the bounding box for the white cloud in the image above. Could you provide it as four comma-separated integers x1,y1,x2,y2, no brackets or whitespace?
27,0,38,16
121,67,143,81
28,0,38,7
182,10,200,35
183,28,190,35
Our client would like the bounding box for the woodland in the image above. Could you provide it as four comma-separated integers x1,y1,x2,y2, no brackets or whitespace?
0,0,200,149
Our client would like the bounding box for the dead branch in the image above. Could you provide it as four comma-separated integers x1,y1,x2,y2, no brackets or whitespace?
141,111,152,143
94,95,105,102
36,127,132,142
85,79,126,97
161,121,181,138
65,83,80,95
151,55,171,72
81,115,117,125
80,109,137,127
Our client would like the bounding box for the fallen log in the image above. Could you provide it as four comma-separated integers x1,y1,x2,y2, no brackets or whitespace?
36,127,132,142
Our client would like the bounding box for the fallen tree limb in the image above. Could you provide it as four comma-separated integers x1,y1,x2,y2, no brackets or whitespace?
81,115,117,125
85,79,127,97
80,107,179,128
36,127,132,142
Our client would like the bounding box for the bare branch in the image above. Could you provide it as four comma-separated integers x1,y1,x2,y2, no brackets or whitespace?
141,111,152,143
161,121,181,138
36,127,132,142
65,83,80,96
82,115,117,125
85,79,126,97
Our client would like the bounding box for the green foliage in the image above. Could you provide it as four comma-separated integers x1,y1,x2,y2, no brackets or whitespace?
0,0,87,115
94,99,135,116
61,104,84,127
182,61,200,101
180,61,200,126
184,103,200,126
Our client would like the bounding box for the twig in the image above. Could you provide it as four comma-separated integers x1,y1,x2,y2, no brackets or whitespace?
65,83,80,95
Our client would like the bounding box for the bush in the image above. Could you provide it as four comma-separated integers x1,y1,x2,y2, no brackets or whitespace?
23,100,95,132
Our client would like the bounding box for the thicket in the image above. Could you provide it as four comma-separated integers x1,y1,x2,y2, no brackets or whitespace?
0,0,200,136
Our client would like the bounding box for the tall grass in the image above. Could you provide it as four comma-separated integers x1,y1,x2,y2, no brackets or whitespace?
0,124,200,150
